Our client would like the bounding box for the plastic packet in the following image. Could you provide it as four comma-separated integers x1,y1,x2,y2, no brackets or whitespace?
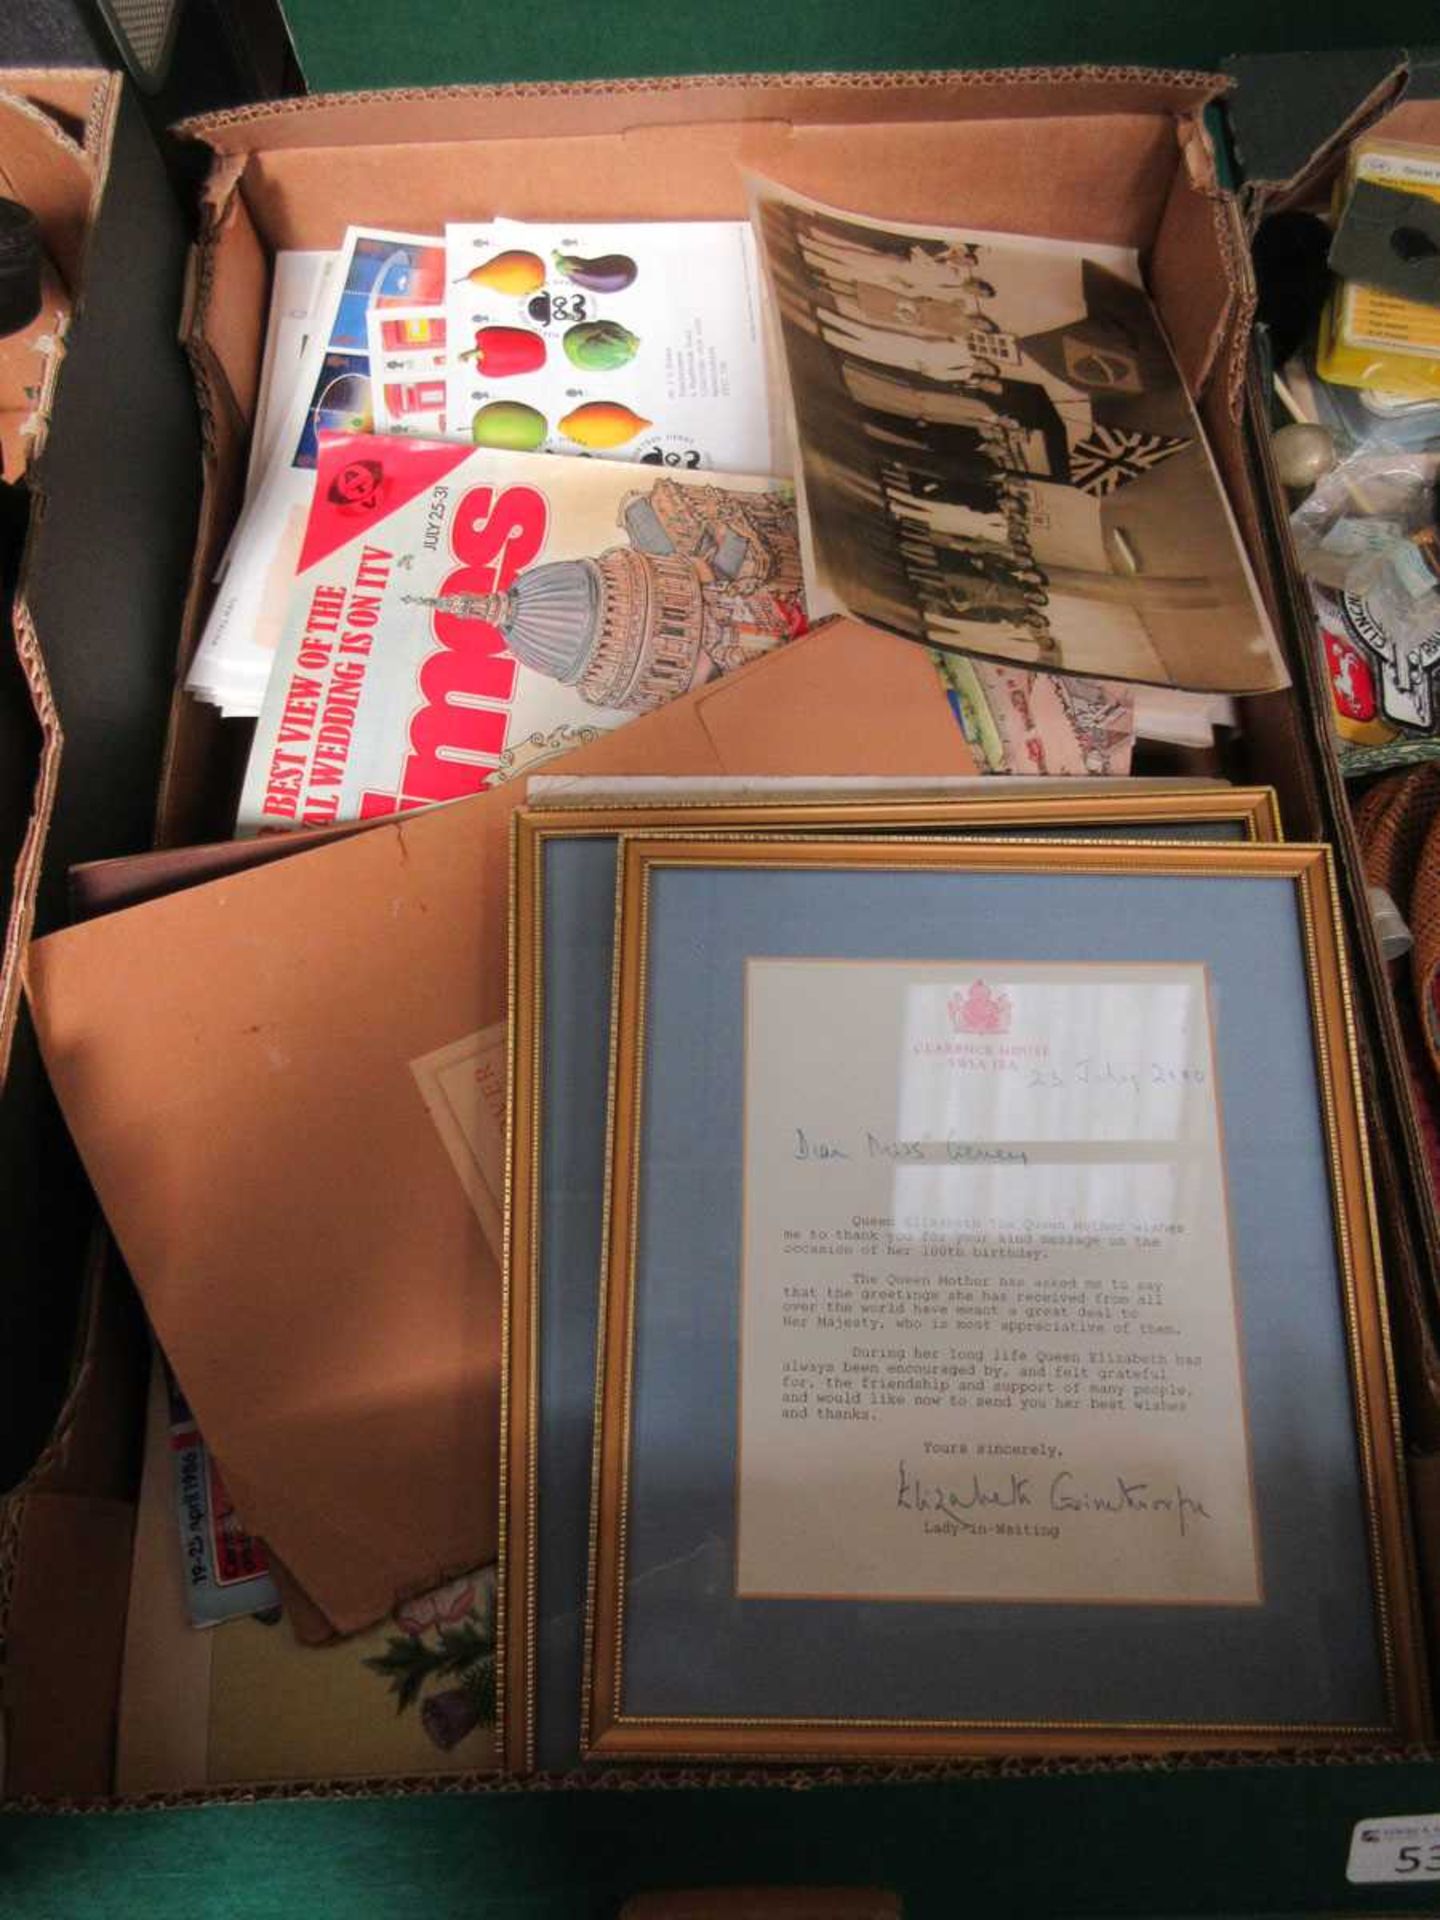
1294,447,1440,755
1290,447,1437,591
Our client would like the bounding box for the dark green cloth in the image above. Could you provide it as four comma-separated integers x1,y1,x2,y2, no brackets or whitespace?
6,1766,1440,1917
281,0,1435,91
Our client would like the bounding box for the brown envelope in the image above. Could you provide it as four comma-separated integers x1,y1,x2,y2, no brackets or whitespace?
25,618,974,1635
68,819,383,921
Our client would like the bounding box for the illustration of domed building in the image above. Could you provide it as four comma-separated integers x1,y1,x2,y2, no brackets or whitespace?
412,480,804,714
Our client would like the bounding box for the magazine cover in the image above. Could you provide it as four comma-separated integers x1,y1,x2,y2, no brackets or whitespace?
749,177,1287,694
236,432,806,834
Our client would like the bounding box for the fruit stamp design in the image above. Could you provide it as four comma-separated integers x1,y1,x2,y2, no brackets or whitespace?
444,218,773,473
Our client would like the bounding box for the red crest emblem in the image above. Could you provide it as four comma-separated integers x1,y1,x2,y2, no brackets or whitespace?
948,981,1011,1035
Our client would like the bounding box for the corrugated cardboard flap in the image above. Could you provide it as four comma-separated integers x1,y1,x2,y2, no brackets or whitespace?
0,80,109,294
177,68,1231,157
0,70,116,152
0,75,120,1084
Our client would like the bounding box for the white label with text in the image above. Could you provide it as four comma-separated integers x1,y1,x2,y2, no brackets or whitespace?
1348,1815,1440,1883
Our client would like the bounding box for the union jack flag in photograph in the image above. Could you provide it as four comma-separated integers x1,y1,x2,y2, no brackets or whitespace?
1069,424,1191,497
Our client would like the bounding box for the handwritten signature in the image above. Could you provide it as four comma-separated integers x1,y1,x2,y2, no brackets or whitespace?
895,1460,1210,1537
794,1129,1027,1167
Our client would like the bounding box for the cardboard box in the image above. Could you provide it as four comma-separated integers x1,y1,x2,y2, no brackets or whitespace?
4,65,1435,1802
0,73,199,1501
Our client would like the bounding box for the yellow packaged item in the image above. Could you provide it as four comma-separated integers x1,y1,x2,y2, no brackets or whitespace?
1319,139,1440,396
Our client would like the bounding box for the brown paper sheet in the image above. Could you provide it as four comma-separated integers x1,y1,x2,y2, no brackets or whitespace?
26,618,974,1635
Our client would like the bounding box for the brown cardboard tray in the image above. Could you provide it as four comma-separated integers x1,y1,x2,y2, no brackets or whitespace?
4,64,1434,1804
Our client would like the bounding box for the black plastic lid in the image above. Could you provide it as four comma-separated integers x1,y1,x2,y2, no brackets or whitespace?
0,199,42,339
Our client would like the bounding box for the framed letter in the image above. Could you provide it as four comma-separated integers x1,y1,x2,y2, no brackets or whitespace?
504,790,1280,1770
584,838,1427,1760
506,783,1282,1766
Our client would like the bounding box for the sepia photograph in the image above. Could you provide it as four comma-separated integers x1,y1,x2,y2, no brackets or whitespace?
752,180,1286,692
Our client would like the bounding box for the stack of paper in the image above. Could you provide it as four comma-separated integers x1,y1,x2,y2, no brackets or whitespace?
188,230,447,718
187,218,776,720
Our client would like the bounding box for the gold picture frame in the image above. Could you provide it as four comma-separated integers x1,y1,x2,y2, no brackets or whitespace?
582,836,1428,1761
517,784,1283,840
503,788,1283,1771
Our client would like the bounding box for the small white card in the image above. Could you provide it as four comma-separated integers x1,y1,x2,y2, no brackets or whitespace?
409,1023,507,1260
1347,1814,1440,1883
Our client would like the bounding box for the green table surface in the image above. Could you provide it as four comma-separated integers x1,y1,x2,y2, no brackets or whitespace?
6,1764,1440,1918
281,0,1436,91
